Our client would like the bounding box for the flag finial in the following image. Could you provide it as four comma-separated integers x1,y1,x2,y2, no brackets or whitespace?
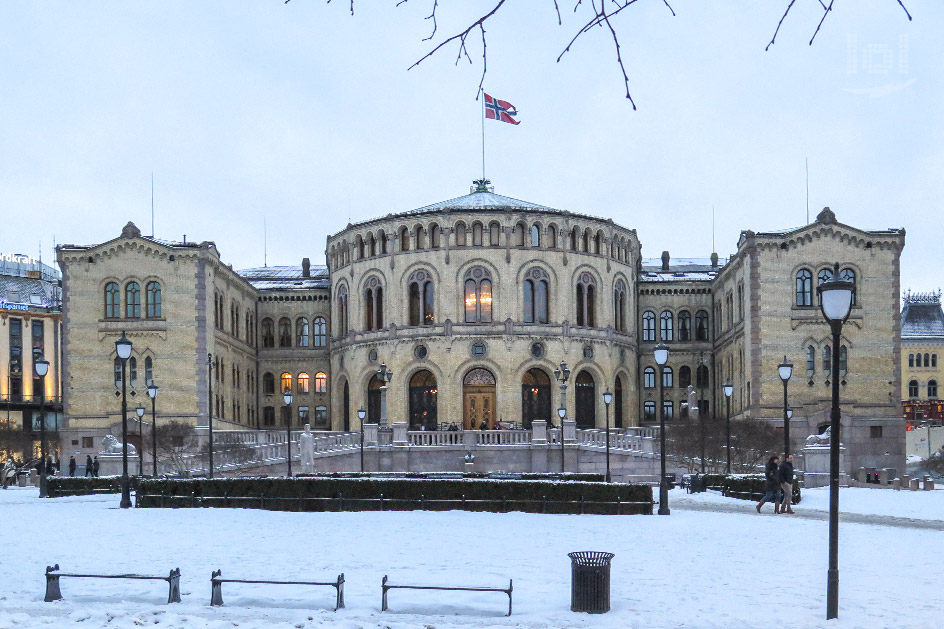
472,179,492,193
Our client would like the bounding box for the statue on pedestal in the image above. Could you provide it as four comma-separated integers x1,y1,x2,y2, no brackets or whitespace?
298,424,315,473
100,434,136,456
686,385,699,421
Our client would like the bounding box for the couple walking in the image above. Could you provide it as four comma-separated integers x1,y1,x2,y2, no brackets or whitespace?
756,453,795,514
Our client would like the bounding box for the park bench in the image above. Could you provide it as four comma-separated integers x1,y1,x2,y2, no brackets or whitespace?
44,564,181,603
210,569,345,610
381,574,513,616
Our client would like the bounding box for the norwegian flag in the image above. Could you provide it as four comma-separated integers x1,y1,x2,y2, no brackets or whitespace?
484,93,520,125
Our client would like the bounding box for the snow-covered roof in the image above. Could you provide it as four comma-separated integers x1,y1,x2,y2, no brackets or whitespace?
238,265,329,291
901,291,944,339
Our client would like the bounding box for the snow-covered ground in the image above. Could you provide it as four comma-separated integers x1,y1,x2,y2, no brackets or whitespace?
0,485,941,629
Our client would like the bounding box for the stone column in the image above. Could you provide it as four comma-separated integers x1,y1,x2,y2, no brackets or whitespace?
392,422,408,446
530,420,548,473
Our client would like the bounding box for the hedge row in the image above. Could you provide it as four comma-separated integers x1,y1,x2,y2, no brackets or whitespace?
295,471,604,482
46,476,135,497
136,477,653,515
701,473,801,505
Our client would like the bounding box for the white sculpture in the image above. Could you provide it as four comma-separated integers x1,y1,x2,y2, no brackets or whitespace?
298,424,315,473
686,385,699,420
805,427,831,447
100,434,136,456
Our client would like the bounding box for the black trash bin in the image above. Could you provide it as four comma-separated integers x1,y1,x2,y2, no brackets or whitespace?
568,551,614,613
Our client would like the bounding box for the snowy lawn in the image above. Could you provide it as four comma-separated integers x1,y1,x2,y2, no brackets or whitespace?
0,484,941,629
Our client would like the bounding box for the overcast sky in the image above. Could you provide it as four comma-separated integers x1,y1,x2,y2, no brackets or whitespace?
1,1,938,293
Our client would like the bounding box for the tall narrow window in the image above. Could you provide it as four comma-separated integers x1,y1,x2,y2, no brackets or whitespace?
408,270,435,326
400,227,410,251
696,365,709,388
337,286,349,336
796,269,813,306
644,401,656,423
679,366,692,389
925,353,931,368
489,222,501,246
145,356,153,385
296,318,310,347
464,268,493,323
263,372,275,395
839,345,848,376
114,357,122,388
929,380,938,398
430,224,442,249
455,222,467,246
909,379,919,398
278,318,292,347
934,354,938,368
807,345,816,375
298,372,310,394
473,222,483,246
547,226,557,248
261,318,275,348
909,354,915,368
281,372,292,394
576,273,596,327
643,367,656,389
571,227,579,251
516,222,526,247
415,225,426,249
662,366,674,388
613,280,627,332
642,311,656,341
530,224,540,247
660,311,674,341
105,282,120,318
313,317,327,347
315,372,327,393
839,269,857,304
523,268,549,324
695,310,709,341
125,282,141,318
129,357,138,387
364,277,384,331
678,310,691,341
823,345,832,373
817,267,834,305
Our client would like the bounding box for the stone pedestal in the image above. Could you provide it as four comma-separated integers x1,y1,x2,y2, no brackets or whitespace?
364,423,379,446
797,444,845,488
97,454,139,477
563,420,576,444
392,422,408,446
464,461,475,474
531,420,548,445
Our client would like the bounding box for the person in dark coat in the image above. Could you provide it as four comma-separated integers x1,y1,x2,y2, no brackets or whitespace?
68,456,77,477
756,455,781,513
92,456,100,477
85,455,94,477
778,454,796,514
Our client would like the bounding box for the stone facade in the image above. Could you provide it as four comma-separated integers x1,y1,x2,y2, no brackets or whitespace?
899,290,944,424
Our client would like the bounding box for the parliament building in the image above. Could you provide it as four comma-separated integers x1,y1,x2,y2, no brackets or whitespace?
56,180,907,473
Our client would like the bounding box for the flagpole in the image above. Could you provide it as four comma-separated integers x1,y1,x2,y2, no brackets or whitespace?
481,91,486,181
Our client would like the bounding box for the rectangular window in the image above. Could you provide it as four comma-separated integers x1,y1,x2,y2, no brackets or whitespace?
298,406,310,426
662,401,674,419
314,405,328,426
263,406,275,426
643,401,656,423
82,437,94,449
870,425,883,439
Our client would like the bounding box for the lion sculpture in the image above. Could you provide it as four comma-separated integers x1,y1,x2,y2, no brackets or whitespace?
100,434,136,455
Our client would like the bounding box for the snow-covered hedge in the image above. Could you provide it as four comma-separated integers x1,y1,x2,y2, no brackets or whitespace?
699,473,801,504
136,476,653,515
46,476,130,496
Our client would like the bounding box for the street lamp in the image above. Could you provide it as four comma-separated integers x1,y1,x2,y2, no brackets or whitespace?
34,355,50,498
654,342,669,515
147,383,158,477
602,389,613,483
207,353,215,479
817,262,855,621
723,382,734,473
779,356,794,456
284,389,294,477
115,332,133,508
376,363,393,428
358,407,367,473
135,404,145,476
557,406,566,473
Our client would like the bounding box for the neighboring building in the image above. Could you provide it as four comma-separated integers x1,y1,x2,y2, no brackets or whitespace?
0,252,63,461
57,181,907,473
900,290,944,425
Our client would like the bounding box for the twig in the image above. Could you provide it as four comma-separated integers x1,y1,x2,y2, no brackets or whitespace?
894,0,912,21
765,0,797,51
808,0,834,46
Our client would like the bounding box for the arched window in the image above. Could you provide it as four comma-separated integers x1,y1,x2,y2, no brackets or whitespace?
313,317,327,347
934,354,939,368
415,224,426,249
678,310,691,341
660,311,674,341
280,372,292,394
547,225,557,248
298,372,310,394
296,317,310,347
129,357,137,387
643,367,656,389
523,268,550,324
817,267,834,305
105,282,120,318
696,365,709,388
399,227,410,251
925,353,931,368
472,222,483,246
408,270,434,326
315,372,327,393
806,345,815,375
455,222,467,246
379,230,388,254
145,281,161,318
571,227,579,251
593,232,602,254
364,277,384,331
515,222,526,247
145,356,153,386
796,269,813,306
679,366,692,389
909,353,915,368
530,224,541,247
114,357,122,387
823,345,832,373
909,379,919,398
737,283,744,320
125,282,141,318
489,222,501,246
356,235,365,259
642,311,656,341
613,280,627,332
464,267,493,323
278,318,292,347
695,310,709,341
575,273,596,327
263,372,275,395
337,286,349,336
662,366,674,388
930,380,939,399
838,268,857,305
583,229,591,252
261,318,275,348
839,345,848,376
368,233,376,257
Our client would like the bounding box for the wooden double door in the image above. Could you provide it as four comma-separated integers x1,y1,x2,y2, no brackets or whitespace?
464,386,496,430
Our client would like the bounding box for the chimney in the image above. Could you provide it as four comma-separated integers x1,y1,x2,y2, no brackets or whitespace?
661,251,670,271
302,257,311,278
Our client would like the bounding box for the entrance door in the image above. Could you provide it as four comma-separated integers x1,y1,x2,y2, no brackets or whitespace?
343,382,350,431
521,368,551,428
409,370,438,430
463,368,497,429
367,375,382,424
575,370,596,429
614,375,624,428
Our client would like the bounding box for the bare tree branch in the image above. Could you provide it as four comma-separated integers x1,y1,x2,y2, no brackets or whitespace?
765,0,798,52
895,0,913,21
808,0,835,46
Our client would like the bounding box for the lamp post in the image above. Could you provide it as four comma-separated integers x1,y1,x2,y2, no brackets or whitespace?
358,407,367,473
602,389,613,483
723,382,733,473
817,262,855,621
147,383,158,477
34,355,50,498
557,406,566,473
206,353,214,480
115,332,133,509
698,352,709,474
135,404,145,476
376,363,393,428
779,356,794,456
284,389,294,477
654,342,669,515
553,361,571,474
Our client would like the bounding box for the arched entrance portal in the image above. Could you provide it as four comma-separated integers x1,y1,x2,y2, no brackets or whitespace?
614,375,624,429
409,370,438,431
575,370,596,429
343,381,350,431
463,368,496,430
521,368,551,428
367,374,383,424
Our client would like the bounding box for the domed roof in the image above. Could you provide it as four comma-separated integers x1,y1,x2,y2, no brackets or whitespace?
409,180,557,214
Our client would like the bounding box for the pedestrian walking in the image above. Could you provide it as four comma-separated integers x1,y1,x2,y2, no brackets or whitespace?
756,455,781,513
68,456,77,477
92,456,100,477
85,455,94,477
779,454,795,514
